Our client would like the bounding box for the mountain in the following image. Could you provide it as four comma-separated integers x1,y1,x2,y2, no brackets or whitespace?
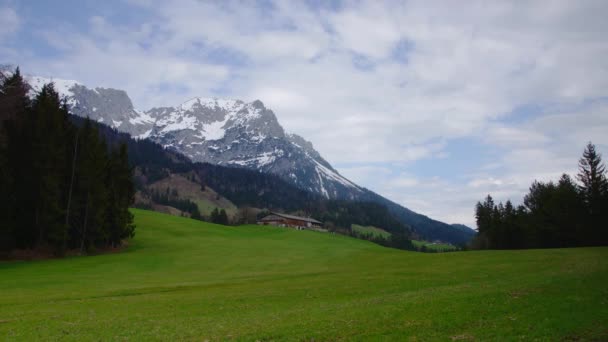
26,75,476,243
79,115,409,236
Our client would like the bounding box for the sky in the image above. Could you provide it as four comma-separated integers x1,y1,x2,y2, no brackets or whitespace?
2,0,607,228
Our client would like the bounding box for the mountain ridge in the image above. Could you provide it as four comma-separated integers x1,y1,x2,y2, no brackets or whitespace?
25,74,476,243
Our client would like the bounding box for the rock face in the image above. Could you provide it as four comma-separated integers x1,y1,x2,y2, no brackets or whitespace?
26,76,155,137
26,77,363,199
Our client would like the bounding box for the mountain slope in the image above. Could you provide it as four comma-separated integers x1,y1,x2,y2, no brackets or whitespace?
27,75,476,243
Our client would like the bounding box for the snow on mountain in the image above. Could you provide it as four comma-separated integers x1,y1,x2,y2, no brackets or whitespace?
18,74,477,243
25,76,80,107
23,76,361,198
24,75,154,136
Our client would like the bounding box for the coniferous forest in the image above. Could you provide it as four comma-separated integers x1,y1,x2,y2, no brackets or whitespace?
0,68,135,255
473,143,608,249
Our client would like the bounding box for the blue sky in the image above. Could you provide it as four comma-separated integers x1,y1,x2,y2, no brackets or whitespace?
2,0,608,227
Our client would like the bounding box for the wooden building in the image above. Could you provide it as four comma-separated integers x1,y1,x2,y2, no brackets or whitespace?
257,212,322,229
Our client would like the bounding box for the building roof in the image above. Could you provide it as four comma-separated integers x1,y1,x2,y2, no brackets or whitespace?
259,212,322,224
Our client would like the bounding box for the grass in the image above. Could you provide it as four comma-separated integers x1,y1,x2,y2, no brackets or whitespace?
412,240,458,252
1,209,607,340
351,225,457,252
351,224,391,239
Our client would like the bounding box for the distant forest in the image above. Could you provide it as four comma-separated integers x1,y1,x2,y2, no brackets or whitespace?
0,68,135,255
474,143,608,249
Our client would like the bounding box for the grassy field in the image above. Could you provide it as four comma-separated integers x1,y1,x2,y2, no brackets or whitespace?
351,224,391,238
412,240,458,252
351,224,457,252
1,209,607,340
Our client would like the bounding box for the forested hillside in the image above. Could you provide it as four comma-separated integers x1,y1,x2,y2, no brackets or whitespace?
93,120,475,244
75,111,414,240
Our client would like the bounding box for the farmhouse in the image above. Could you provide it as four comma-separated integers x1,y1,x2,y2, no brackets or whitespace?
257,212,323,229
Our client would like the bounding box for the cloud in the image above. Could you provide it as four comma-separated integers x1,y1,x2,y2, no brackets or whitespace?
4,0,608,227
0,6,19,39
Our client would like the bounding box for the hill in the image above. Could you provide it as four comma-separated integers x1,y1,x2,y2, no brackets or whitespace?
0,209,606,340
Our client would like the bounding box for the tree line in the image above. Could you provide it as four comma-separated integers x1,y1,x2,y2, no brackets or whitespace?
474,143,608,249
0,68,135,255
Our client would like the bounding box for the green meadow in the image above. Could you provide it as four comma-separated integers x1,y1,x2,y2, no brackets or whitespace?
1,209,607,340
351,224,458,252
351,224,392,239
411,240,458,252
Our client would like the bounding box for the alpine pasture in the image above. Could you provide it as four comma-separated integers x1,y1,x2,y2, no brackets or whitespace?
1,209,606,340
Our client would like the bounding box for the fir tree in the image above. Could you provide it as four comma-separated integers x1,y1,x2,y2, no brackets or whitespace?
105,143,135,247
0,67,30,251
28,84,70,251
72,119,109,252
1,69,137,255
210,208,220,223
218,209,229,225
577,142,608,245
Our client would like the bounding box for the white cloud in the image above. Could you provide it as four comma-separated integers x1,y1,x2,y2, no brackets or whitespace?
0,7,19,39
328,2,401,59
6,0,608,227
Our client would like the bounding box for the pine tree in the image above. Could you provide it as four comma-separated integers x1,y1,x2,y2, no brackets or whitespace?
27,84,70,252
1,68,137,255
474,195,495,248
218,209,229,225
0,67,30,251
72,119,109,252
210,208,220,223
577,142,608,245
105,143,135,247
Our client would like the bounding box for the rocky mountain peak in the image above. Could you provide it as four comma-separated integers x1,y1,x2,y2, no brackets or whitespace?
23,76,361,198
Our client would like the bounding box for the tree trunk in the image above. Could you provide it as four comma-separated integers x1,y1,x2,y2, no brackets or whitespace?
65,133,78,227
80,192,89,254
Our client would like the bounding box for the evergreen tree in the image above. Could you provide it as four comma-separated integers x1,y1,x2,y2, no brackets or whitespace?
577,142,608,245
0,67,30,251
104,143,135,247
474,195,495,248
28,84,70,251
72,119,109,252
210,208,220,223
554,174,585,246
1,69,137,255
473,144,608,250
218,209,229,225
190,206,202,221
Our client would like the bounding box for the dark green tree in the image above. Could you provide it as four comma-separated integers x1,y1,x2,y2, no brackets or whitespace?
28,84,70,251
210,208,220,223
0,67,30,251
474,195,495,248
72,119,109,252
104,143,136,247
577,142,608,245
218,209,229,225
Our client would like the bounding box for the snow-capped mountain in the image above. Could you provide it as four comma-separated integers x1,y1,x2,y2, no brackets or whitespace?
26,76,155,137
23,74,476,243
26,76,362,199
